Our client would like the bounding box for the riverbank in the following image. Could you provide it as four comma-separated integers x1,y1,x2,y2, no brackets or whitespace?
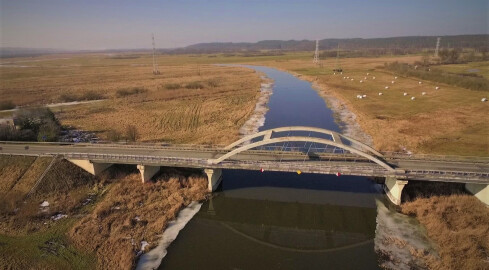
238,77,274,137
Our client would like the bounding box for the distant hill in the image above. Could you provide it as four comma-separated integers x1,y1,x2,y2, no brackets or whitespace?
2,35,487,58
172,35,488,54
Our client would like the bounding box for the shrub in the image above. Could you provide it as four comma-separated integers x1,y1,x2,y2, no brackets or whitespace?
59,93,78,102
80,91,104,100
163,83,181,90
106,129,122,142
60,91,104,102
185,81,204,89
207,79,220,88
116,87,147,97
125,125,138,142
37,119,60,142
384,61,489,91
0,100,16,110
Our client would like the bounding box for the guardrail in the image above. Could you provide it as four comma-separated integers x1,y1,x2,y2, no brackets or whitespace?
382,151,489,163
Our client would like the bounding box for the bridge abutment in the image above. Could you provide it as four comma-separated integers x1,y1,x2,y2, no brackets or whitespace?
137,165,160,183
204,168,222,192
384,176,408,205
68,159,112,175
465,183,489,206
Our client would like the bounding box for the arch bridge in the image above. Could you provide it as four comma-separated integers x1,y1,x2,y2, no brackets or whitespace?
1,126,488,206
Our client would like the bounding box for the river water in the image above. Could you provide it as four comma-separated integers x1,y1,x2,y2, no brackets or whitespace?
159,66,382,269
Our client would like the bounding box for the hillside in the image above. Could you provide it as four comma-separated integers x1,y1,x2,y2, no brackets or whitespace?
175,35,488,54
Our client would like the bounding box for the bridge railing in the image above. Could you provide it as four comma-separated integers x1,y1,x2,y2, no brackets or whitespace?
382,151,489,163
0,140,226,151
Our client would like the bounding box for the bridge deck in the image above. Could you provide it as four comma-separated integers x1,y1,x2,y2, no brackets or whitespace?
1,142,488,184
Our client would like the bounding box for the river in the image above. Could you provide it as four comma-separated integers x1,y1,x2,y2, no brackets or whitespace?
154,66,385,269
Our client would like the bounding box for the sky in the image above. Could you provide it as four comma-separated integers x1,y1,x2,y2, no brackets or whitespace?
1,0,487,50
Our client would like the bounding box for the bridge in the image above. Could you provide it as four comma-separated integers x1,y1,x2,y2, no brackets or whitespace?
1,126,488,205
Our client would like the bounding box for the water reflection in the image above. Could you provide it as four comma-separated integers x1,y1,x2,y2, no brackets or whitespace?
160,170,381,270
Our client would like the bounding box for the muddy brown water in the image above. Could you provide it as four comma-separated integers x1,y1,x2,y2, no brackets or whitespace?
159,66,382,269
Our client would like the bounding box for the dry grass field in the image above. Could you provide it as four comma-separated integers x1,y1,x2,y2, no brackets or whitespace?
0,156,208,270
1,53,262,144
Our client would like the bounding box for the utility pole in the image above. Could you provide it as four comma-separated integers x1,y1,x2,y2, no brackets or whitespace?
434,37,441,58
313,40,320,65
152,33,160,75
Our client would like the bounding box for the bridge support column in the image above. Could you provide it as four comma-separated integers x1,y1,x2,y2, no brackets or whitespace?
465,184,489,206
204,168,222,192
384,176,408,206
68,159,112,175
137,165,160,183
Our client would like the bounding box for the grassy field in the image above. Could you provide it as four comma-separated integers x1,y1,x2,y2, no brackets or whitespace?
1,53,263,144
3,52,487,154
436,61,489,79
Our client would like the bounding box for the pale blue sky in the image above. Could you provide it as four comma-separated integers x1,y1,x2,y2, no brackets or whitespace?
1,0,487,50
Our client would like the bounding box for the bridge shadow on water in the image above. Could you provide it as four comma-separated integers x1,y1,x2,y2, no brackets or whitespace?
160,170,382,270
221,169,379,194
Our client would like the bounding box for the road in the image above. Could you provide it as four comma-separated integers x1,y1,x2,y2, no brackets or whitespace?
1,142,488,184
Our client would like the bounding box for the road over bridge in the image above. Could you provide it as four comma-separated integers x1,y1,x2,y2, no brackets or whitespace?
1,126,488,205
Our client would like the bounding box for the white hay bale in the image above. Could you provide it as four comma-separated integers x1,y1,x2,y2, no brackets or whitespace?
435,86,440,90
351,78,354,81
360,80,363,83
362,94,367,98
385,86,389,89
482,98,487,102
418,81,422,84
340,72,343,74
391,81,395,84
411,97,416,100
422,92,426,95
378,92,383,96
346,76,350,79
40,201,49,207
403,93,408,96
334,72,336,75
367,73,370,75
394,76,398,79
372,76,376,79
364,77,367,80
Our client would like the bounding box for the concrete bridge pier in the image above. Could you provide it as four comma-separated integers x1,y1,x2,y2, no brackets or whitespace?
384,176,408,206
204,168,222,192
68,159,112,175
137,165,160,183
465,184,489,206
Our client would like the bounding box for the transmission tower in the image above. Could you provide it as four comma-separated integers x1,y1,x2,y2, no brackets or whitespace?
434,37,441,58
313,40,320,65
334,44,342,72
152,33,160,75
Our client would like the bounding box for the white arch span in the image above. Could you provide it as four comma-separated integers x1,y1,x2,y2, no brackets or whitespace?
224,126,383,157
210,135,394,172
